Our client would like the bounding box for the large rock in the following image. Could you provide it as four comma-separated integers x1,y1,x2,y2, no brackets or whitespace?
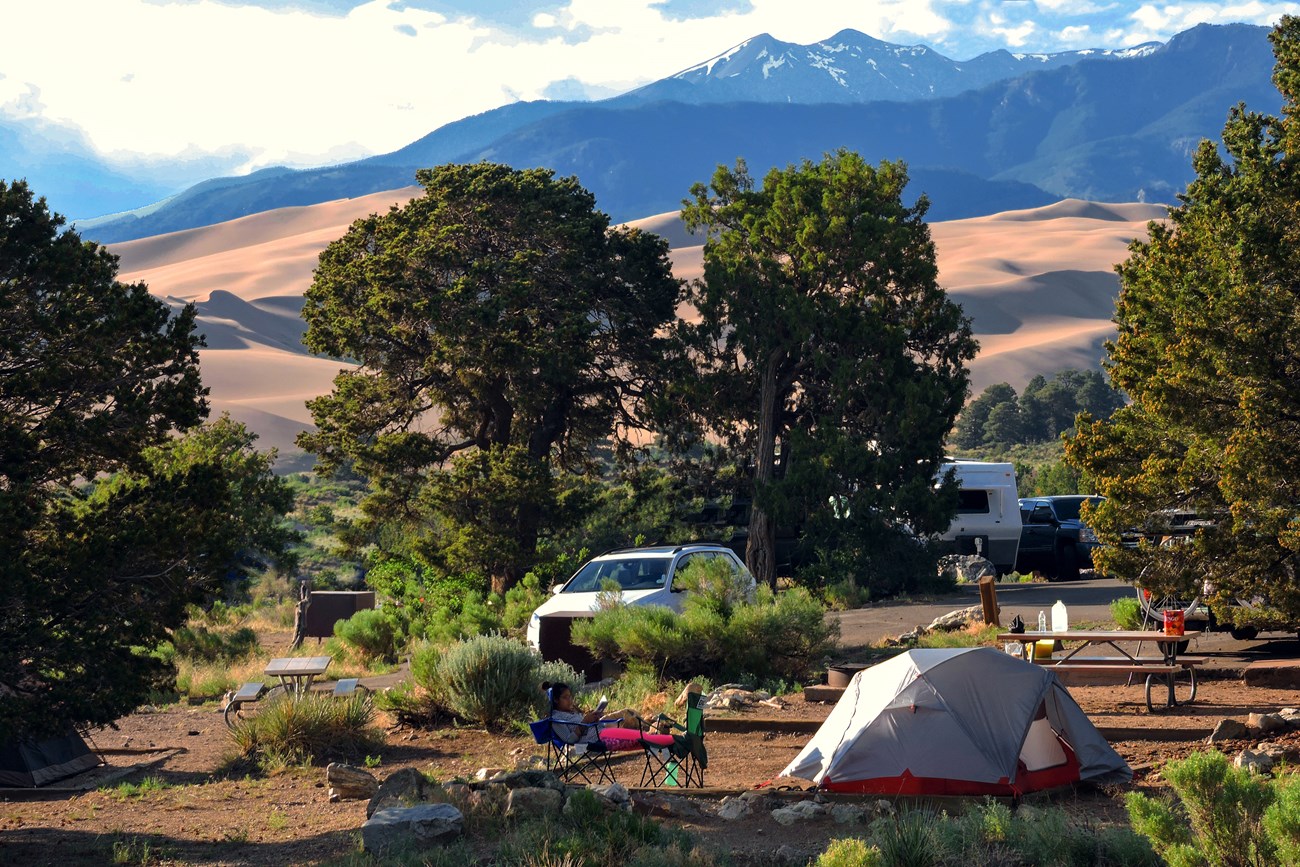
1207,719,1251,744
1256,742,1292,763
367,768,428,818
362,804,463,853
590,782,631,810
771,800,827,825
715,797,754,821
1248,712,1288,734
327,762,379,802
1234,749,1274,774
831,804,867,825
477,769,564,793
926,605,984,633
505,786,564,818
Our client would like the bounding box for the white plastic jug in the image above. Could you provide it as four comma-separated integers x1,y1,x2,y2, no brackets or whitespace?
1051,600,1069,633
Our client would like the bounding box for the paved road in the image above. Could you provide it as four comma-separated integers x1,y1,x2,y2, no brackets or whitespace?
835,576,1135,652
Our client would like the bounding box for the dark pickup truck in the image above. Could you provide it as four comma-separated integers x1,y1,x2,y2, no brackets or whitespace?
1015,495,1104,581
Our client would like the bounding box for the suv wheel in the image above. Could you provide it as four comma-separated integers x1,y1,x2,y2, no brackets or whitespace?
1055,544,1080,582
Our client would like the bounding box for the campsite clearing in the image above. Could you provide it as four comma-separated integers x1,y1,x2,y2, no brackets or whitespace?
2,669,1299,865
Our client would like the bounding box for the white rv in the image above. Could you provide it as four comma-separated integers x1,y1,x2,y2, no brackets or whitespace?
938,460,1021,574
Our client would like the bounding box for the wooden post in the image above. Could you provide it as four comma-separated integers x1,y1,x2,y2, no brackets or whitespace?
978,575,1000,626
290,580,310,650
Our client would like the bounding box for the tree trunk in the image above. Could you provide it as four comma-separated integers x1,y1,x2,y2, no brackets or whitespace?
747,353,782,590
493,500,543,595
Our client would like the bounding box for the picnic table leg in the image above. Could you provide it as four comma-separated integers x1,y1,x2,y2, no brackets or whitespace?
1145,672,1175,713
1144,666,1196,711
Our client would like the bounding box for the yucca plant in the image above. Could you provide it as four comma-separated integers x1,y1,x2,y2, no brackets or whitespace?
227,693,384,768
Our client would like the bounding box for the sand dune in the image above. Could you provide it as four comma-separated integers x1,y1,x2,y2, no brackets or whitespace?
112,193,1162,463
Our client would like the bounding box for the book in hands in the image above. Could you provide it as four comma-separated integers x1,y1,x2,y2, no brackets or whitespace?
594,695,609,714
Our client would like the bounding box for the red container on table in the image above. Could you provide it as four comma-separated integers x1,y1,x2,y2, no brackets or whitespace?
1163,609,1185,635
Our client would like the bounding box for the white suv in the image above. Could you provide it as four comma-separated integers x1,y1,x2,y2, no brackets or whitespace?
526,543,755,652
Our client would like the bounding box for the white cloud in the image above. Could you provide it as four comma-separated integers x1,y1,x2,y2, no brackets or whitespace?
1054,23,1097,42
1034,0,1117,14
1119,2,1300,44
3,0,1299,170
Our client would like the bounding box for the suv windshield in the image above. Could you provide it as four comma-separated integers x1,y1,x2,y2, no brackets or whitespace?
1052,496,1104,522
564,558,670,593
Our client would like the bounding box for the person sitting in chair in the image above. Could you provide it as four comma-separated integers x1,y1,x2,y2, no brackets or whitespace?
543,680,606,745
542,681,673,752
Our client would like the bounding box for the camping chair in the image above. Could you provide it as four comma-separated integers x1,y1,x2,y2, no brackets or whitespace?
528,715,624,786
639,691,707,788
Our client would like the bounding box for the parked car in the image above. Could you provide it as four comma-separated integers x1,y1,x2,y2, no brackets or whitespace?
1015,495,1104,581
526,543,756,678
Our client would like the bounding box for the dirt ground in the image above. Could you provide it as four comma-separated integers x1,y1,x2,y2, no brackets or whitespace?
3,662,1299,867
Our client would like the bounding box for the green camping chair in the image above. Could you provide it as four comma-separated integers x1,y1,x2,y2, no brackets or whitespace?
639,691,707,788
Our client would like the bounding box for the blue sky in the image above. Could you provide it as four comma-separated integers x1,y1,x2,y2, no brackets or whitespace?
4,0,1299,173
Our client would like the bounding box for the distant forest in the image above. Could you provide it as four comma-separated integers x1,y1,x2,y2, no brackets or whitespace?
952,369,1125,450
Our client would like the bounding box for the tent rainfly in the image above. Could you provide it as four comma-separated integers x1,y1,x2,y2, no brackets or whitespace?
0,731,101,788
780,647,1131,797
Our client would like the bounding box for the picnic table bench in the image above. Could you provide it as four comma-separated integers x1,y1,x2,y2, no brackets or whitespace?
264,655,332,695
997,630,1201,712
224,656,337,728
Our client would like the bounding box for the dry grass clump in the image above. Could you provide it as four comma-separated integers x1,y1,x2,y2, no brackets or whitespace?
227,693,385,769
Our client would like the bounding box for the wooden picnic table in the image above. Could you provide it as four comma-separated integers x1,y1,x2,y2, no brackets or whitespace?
264,656,332,695
996,630,1201,712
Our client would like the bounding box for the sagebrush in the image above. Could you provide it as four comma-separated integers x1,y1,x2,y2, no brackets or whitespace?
410,634,579,728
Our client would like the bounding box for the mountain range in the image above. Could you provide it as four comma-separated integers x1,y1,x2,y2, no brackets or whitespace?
67,22,1278,244
617,28,1160,105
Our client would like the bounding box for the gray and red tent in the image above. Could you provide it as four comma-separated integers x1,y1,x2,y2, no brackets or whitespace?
780,647,1131,797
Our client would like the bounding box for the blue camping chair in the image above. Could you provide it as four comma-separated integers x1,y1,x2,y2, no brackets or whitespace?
528,715,624,785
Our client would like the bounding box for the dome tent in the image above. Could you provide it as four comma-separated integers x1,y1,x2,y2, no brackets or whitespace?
781,647,1131,796
0,730,100,788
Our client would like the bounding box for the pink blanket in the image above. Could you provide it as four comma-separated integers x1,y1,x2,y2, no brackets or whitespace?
599,727,674,752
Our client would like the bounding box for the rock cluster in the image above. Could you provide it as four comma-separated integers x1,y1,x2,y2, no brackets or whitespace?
703,684,775,711
709,790,892,826
351,758,910,854
355,766,643,854
881,604,986,646
1203,707,1300,775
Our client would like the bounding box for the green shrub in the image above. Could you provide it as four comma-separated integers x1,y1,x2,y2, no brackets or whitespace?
571,585,837,685
892,800,1160,867
333,608,403,662
816,837,882,867
1110,596,1143,630
419,634,543,729
1126,750,1278,867
420,593,504,647
169,624,258,662
674,556,754,618
501,572,550,633
1264,773,1300,865
228,693,384,769
822,579,871,610
725,587,840,682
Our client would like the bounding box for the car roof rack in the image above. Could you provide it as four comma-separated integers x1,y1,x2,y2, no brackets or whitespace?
594,541,728,557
